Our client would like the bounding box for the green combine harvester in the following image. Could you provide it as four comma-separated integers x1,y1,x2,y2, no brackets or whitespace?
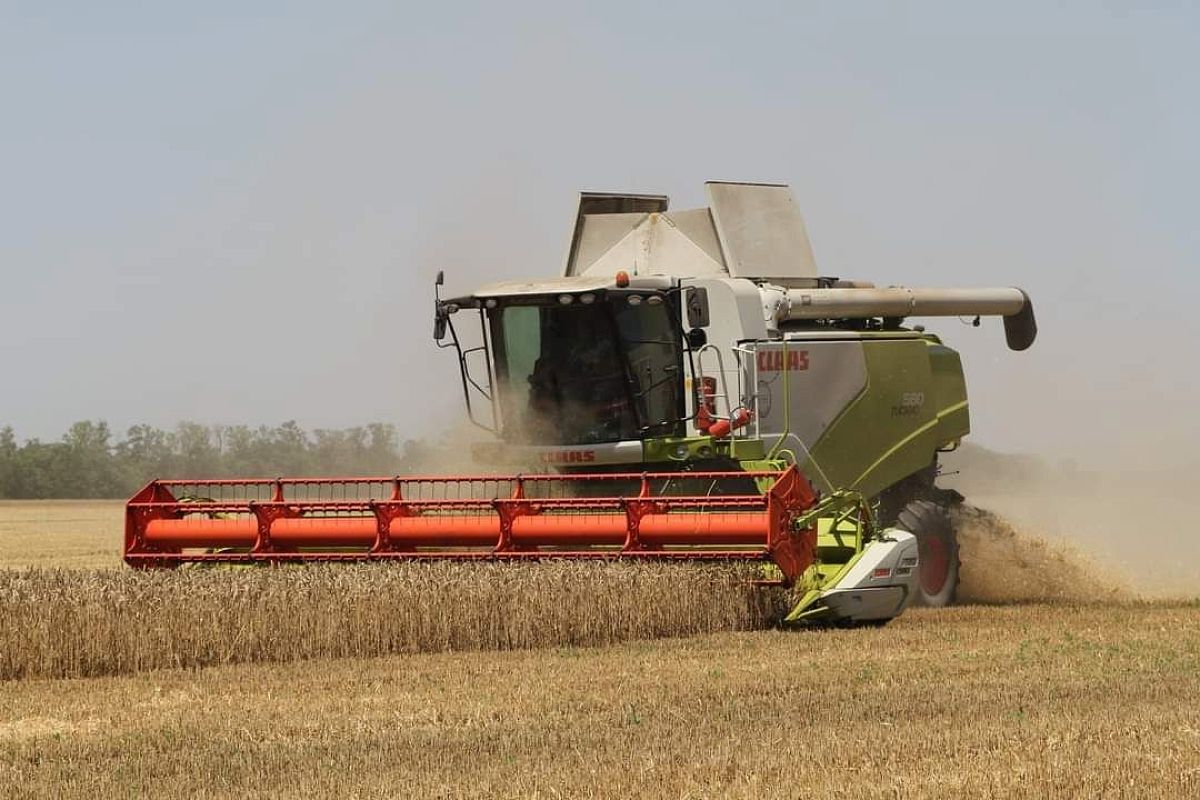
126,181,1035,626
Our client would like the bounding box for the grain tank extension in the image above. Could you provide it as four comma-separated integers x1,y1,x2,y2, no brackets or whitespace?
125,182,1035,625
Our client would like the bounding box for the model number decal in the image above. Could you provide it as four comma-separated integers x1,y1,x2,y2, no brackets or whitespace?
892,392,925,417
757,350,810,372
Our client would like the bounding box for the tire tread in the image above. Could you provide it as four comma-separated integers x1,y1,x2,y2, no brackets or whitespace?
895,499,960,607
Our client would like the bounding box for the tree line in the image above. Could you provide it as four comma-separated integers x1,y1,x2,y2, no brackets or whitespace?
0,421,427,499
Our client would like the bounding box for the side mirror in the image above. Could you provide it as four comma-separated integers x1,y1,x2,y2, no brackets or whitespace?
685,328,707,348
686,287,710,328
433,270,448,341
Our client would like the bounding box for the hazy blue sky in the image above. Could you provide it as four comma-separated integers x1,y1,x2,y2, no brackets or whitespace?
2,2,1197,466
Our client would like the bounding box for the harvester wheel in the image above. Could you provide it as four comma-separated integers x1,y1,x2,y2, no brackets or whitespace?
896,500,959,608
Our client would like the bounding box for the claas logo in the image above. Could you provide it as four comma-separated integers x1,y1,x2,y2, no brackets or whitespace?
540,450,597,464
757,350,810,372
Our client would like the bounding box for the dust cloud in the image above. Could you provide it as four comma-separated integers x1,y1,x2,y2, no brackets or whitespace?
952,505,1129,604
941,444,1198,601
403,422,502,475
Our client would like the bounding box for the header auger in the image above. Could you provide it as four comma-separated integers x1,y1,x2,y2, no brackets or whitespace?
125,469,918,622
126,180,1034,625
125,470,816,574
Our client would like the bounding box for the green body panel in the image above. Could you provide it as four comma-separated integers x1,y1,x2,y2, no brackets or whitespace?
796,335,969,500
926,340,970,448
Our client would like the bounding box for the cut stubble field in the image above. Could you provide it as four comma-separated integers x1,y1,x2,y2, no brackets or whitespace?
0,501,121,569
1,501,1197,799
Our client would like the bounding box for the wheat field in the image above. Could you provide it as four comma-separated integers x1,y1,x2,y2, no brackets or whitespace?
2,602,1197,798
1,501,1198,798
0,563,779,680
0,501,120,569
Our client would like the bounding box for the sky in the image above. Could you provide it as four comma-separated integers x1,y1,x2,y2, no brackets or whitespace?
2,1,1197,468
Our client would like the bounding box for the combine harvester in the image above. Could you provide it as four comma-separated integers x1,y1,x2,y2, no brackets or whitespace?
126,182,1035,625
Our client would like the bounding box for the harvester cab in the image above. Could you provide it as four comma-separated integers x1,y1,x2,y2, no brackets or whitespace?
126,181,1034,626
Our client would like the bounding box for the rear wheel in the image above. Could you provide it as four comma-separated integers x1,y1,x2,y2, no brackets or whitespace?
895,499,959,607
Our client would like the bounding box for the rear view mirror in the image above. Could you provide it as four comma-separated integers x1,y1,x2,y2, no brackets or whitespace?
433,270,448,341
686,287,710,328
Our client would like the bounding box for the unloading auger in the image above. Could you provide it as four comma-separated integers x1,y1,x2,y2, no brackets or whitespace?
125,181,1035,625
